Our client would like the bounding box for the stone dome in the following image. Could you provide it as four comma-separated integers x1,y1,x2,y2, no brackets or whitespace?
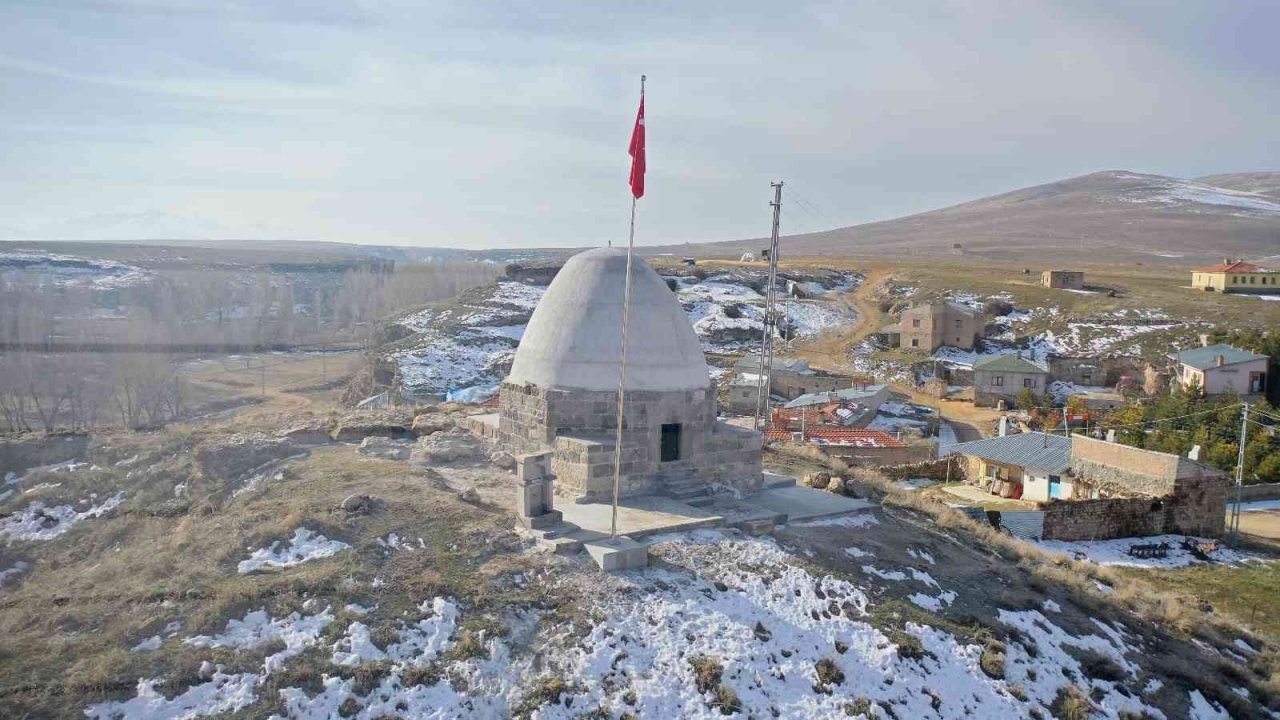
505,247,710,392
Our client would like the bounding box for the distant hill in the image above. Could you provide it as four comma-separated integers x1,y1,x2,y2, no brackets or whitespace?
1194,172,1280,200
675,171,1280,264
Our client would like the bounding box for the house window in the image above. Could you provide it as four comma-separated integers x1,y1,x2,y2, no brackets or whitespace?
954,320,961,328
1023,378,1036,388
993,376,1004,387
660,423,682,462
910,338,919,348
1251,276,1257,284
912,319,921,328
1081,372,1092,383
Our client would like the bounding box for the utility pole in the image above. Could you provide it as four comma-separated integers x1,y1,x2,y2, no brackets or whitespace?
1230,402,1249,548
753,181,784,430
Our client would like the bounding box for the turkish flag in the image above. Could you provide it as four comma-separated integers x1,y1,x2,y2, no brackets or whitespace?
629,96,645,199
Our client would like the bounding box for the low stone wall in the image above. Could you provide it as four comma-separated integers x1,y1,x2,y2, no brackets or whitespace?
880,458,962,482
0,433,90,475
819,443,934,467
1069,435,1183,496
1241,483,1280,502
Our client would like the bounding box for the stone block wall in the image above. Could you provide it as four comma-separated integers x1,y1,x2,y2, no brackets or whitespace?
819,443,935,467
1041,497,1166,541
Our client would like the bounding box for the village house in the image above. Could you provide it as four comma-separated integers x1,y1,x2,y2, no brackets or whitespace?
1168,343,1269,396
730,355,852,401
766,383,890,428
1041,269,1085,290
878,302,982,352
972,354,1048,407
947,432,1072,502
945,432,1229,541
1190,260,1279,294
765,426,932,466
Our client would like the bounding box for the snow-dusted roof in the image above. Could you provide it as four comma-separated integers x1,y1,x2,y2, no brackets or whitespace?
505,247,711,392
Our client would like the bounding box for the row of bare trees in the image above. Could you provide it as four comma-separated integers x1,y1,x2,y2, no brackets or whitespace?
0,259,498,433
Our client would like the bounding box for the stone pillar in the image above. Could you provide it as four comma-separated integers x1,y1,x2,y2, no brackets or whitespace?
515,451,561,529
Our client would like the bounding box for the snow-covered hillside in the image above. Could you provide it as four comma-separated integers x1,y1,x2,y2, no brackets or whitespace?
390,270,860,398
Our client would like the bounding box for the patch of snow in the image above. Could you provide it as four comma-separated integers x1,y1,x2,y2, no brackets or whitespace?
1033,535,1260,569
843,546,872,558
795,513,878,528
237,528,350,574
861,565,907,581
1041,599,1061,613
186,607,335,674
331,597,459,667
132,635,163,652
0,491,125,543
907,549,935,565
84,671,258,719
1188,688,1231,719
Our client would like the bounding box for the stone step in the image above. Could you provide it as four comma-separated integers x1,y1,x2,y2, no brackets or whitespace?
686,496,716,508
666,486,710,501
539,536,583,555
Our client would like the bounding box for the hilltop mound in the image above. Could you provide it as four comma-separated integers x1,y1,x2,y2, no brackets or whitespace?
680,171,1280,263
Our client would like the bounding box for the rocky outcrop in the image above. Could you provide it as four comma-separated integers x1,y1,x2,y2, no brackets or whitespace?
194,435,306,481
332,410,413,442
357,437,413,461
411,413,453,436
280,421,333,445
411,430,481,464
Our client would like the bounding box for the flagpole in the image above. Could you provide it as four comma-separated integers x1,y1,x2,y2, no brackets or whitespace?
611,74,644,540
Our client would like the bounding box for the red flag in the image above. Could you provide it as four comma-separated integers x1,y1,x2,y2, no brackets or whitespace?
629,95,645,199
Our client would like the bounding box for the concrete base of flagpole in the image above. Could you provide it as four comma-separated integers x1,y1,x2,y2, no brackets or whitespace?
584,535,648,572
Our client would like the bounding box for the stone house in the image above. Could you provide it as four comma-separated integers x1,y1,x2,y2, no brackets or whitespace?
731,355,851,401
1191,260,1279,294
897,302,983,352
972,355,1048,407
1041,270,1085,290
947,432,1073,502
1168,343,1269,396
945,432,1229,540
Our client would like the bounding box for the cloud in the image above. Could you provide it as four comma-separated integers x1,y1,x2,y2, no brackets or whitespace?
0,0,1276,248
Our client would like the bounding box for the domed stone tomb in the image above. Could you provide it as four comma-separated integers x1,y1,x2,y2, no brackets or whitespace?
490,247,762,502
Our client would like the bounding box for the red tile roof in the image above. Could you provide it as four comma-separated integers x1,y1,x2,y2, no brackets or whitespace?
765,427,906,448
1192,261,1274,274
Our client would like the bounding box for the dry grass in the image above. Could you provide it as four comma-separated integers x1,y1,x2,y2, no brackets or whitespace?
0,441,554,718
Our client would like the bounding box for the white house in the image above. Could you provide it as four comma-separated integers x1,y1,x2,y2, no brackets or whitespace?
1168,343,1269,396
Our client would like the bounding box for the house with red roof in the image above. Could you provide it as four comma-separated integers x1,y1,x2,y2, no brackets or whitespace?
1190,259,1278,294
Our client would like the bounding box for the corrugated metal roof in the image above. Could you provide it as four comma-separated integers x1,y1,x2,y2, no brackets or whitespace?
784,385,888,408
944,432,1070,473
972,354,1048,374
1169,343,1268,370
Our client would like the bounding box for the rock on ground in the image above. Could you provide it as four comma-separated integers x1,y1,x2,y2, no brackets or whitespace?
332,410,413,442
410,413,453,436
194,435,306,481
487,450,515,471
411,430,481,464
280,421,332,446
341,494,374,514
357,437,413,461
803,471,831,489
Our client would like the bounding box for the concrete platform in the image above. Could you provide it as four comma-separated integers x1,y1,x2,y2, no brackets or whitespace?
555,484,875,545
583,536,648,571
557,494,726,541
743,485,875,523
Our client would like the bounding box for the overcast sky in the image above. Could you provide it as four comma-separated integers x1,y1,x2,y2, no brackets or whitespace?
2,1,1277,248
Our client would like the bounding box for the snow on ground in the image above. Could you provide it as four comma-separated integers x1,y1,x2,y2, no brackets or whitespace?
1110,174,1280,215
393,329,518,397
90,530,1194,719
1240,294,1280,301
0,560,29,586
932,342,1048,370
1188,688,1232,719
1033,535,1262,569
794,513,878,528
237,528,350,574
331,597,458,667
0,492,125,543
132,636,163,651
85,671,260,719
0,251,152,290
